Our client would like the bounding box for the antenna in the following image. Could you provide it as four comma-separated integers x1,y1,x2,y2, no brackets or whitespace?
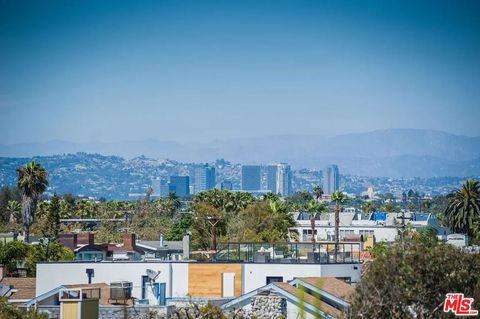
146,269,160,282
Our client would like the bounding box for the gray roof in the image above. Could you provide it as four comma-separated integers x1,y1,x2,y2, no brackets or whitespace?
136,240,183,251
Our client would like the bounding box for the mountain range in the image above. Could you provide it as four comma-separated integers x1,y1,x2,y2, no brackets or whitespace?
1,129,479,178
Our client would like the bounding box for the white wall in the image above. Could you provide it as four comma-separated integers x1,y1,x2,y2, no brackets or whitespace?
243,264,321,293
36,262,361,304
170,263,189,297
294,226,399,242
36,262,189,304
287,300,316,319
321,263,362,283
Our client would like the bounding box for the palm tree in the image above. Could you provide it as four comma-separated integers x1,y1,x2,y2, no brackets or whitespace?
263,192,279,202
313,186,324,202
444,179,480,237
6,200,22,223
16,161,48,242
362,201,376,214
331,190,346,262
382,202,399,213
167,192,181,210
305,200,327,243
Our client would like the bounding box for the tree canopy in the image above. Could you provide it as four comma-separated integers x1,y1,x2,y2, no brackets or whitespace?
350,239,480,318
444,179,480,239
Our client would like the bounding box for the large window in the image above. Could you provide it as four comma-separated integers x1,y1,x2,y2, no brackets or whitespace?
77,252,103,261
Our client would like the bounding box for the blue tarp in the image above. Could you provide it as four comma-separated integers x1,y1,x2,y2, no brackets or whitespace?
371,212,387,221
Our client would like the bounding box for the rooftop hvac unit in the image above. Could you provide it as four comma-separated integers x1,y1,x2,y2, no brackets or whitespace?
110,281,132,300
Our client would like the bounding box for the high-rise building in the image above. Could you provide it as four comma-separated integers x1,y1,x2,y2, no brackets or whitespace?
266,165,278,193
151,178,170,197
323,165,340,195
193,164,216,194
275,163,292,196
241,165,262,191
169,176,190,197
221,181,233,191
266,163,291,196
151,178,161,195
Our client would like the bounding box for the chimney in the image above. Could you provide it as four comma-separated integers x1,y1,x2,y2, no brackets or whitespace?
182,234,190,260
77,233,94,245
160,234,164,247
58,233,78,251
122,233,136,250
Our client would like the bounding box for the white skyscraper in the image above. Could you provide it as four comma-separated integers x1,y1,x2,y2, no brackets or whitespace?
265,163,292,196
323,165,340,195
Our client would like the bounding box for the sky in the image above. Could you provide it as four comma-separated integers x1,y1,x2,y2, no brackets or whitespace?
1,0,479,144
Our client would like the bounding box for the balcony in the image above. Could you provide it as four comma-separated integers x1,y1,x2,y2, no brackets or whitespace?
213,242,361,264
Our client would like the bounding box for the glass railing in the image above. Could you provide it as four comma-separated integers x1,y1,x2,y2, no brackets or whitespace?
212,242,361,264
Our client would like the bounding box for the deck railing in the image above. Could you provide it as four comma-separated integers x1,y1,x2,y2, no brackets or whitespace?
212,242,361,264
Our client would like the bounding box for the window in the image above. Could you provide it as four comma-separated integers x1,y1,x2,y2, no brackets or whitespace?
339,230,355,239
266,277,283,284
302,229,317,241
359,230,375,236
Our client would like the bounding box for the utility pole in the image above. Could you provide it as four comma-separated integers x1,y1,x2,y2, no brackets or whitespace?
206,216,221,259
398,210,412,243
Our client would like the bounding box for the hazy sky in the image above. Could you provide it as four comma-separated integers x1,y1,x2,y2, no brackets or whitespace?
1,0,479,143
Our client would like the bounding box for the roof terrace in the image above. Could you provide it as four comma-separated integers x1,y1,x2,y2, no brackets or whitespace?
211,242,361,264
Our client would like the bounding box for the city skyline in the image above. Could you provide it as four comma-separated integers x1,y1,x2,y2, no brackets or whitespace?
1,0,480,144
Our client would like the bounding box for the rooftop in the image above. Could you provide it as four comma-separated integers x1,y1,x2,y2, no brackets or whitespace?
0,277,36,301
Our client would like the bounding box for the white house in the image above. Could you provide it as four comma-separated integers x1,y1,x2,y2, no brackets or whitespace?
291,210,450,243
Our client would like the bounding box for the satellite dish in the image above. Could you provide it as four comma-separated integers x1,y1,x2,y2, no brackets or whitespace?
146,269,160,281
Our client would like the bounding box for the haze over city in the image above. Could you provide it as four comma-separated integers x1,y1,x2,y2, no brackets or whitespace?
1,0,480,145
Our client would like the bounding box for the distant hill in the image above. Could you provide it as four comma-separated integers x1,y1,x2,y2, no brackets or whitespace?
1,129,479,177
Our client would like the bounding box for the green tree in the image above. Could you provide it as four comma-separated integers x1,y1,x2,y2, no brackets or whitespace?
444,179,480,238
350,240,480,318
0,240,29,273
26,240,75,276
286,191,313,210
194,189,254,213
304,200,327,243
165,214,193,241
16,161,49,242
191,202,226,252
331,190,346,262
367,241,388,258
382,202,399,213
262,192,279,202
0,297,48,319
362,201,376,214
231,201,296,242
313,185,324,202
167,192,182,210
6,200,21,224
0,186,21,224
43,194,61,238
